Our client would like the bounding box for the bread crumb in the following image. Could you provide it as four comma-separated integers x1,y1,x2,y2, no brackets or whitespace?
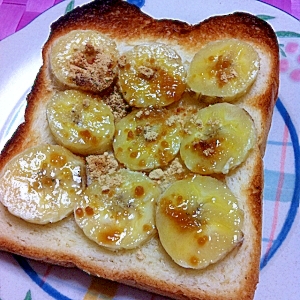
136,249,146,260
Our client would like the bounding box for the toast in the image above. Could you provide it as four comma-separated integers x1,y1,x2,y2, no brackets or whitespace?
0,0,279,299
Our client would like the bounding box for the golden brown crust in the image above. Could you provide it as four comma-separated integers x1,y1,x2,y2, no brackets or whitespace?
0,0,279,299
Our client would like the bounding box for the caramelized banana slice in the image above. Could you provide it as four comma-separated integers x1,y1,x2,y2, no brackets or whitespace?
180,103,256,174
118,43,186,107
0,144,85,224
47,90,115,156
156,175,244,269
74,169,161,250
113,107,183,171
50,30,119,92
187,39,260,102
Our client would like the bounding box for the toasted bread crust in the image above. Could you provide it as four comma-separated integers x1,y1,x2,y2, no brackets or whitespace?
0,1,279,299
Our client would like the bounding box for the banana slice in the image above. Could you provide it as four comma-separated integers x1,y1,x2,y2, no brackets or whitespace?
0,144,85,224
180,103,256,174
156,175,244,269
118,43,186,107
113,107,183,171
74,169,161,250
50,30,119,92
47,90,115,156
187,39,259,102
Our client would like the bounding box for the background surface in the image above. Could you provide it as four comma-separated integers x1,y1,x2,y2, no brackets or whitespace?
0,1,299,300
0,0,299,40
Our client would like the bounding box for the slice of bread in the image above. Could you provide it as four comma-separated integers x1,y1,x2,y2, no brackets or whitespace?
0,0,279,299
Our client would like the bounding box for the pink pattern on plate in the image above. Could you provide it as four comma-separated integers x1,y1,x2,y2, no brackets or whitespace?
280,59,290,72
286,42,299,53
290,69,300,81
280,42,300,82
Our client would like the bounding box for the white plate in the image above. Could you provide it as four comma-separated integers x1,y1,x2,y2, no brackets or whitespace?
0,1,299,299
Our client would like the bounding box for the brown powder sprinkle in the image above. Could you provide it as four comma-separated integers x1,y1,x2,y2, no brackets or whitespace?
190,114,203,128
102,87,130,122
135,110,143,118
86,153,123,192
213,54,238,88
118,55,127,68
68,43,117,93
71,104,81,125
165,115,176,126
184,128,192,135
164,158,186,177
165,114,185,127
138,66,155,79
149,158,188,191
148,168,164,180
202,147,216,157
70,98,93,125
207,118,221,128
82,98,90,108
86,152,119,180
100,172,124,193
202,119,222,139
143,124,158,141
